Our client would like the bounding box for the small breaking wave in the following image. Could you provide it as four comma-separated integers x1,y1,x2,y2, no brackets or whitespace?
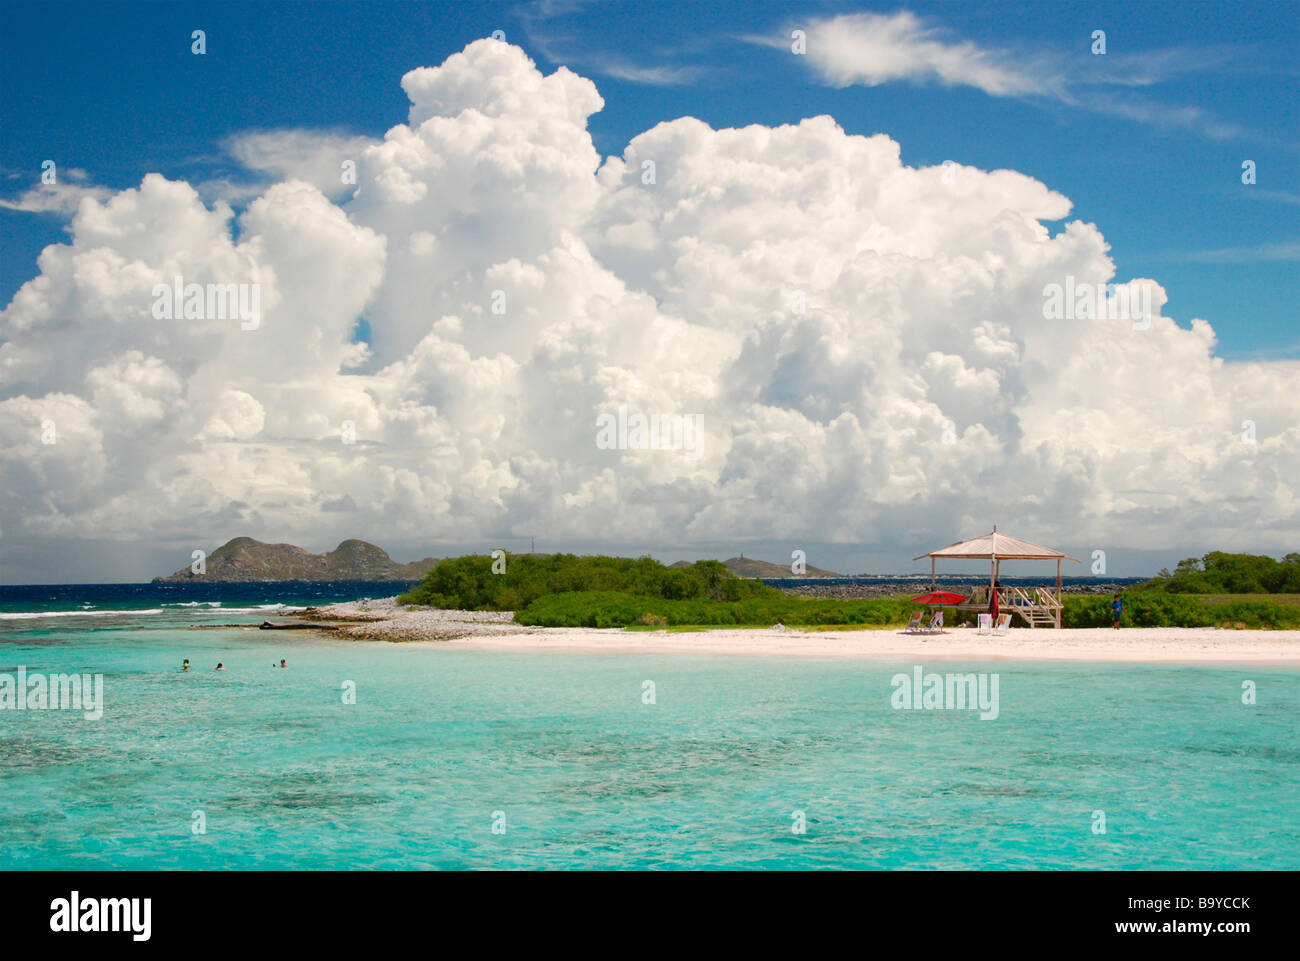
0,603,305,620
0,608,166,620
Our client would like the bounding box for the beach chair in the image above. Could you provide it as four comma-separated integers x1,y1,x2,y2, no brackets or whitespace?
927,610,945,633
992,613,1012,635
977,613,993,635
903,610,924,633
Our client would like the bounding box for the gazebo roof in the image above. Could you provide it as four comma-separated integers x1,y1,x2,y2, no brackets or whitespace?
912,528,1081,562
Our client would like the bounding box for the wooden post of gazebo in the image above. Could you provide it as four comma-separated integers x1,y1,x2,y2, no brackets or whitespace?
990,524,997,591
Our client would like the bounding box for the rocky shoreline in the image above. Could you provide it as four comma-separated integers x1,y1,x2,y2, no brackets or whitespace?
296,596,531,642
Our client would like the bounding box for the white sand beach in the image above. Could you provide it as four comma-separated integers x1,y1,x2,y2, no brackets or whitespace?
439,626,1300,664
299,598,1300,665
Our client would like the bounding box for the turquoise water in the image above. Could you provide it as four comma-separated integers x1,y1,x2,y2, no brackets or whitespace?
1,604,1297,869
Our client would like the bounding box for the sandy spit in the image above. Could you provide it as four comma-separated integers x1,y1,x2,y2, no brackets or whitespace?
294,598,1300,665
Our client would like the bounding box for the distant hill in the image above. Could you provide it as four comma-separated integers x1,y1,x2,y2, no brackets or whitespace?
719,556,841,578
153,537,438,583
669,556,839,576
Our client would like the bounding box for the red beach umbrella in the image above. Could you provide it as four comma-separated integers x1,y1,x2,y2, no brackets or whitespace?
911,591,968,606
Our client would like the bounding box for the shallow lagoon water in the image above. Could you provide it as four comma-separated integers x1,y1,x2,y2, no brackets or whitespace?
1,603,1297,870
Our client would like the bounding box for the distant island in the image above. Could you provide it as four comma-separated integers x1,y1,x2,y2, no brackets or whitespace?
153,537,438,583
704,556,841,578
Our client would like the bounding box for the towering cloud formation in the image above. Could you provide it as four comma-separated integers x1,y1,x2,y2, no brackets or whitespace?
1,40,1296,570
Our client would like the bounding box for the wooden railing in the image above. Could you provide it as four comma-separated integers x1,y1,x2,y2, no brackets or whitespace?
952,586,1061,605
1006,587,1033,608
946,586,1064,627
948,587,1062,613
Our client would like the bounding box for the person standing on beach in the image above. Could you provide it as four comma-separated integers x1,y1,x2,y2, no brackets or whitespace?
1111,594,1123,629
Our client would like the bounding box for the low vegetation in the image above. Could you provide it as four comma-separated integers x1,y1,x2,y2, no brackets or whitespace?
399,551,1300,630
515,590,919,628
397,553,771,610
1062,593,1300,630
1135,552,1300,594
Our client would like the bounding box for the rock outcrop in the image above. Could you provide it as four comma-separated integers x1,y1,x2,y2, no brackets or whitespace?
153,537,437,582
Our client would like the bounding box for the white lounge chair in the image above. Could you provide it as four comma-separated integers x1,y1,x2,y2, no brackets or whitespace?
927,610,945,633
977,613,993,635
903,610,924,633
992,613,1012,635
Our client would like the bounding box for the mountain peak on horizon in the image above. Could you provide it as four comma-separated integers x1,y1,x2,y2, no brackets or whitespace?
152,536,437,583
721,556,842,578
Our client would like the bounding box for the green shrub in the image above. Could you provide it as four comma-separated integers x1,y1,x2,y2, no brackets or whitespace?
1063,592,1300,629
398,553,773,611
1136,551,1300,594
515,590,921,628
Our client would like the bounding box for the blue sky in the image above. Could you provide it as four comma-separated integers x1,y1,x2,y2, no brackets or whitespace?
2,0,1297,359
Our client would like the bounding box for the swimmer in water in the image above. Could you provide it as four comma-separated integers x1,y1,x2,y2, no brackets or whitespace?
214,662,224,671
280,659,287,669
182,659,190,672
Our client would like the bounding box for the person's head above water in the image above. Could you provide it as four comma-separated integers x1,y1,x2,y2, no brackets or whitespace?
214,662,223,670
280,659,287,667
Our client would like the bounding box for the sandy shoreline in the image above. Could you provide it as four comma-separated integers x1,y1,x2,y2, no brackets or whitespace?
293,597,1300,665
438,626,1300,664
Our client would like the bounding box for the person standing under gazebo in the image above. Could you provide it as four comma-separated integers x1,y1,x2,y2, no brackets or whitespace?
989,581,1001,623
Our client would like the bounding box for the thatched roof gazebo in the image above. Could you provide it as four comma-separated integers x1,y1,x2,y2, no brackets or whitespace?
912,526,1080,628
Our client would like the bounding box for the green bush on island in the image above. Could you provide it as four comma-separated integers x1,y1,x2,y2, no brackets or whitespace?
514,590,920,628
1062,592,1300,629
397,553,772,610
1135,552,1300,594
400,553,921,627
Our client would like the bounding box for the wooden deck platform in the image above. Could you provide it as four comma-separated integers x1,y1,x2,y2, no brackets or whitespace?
947,585,1064,629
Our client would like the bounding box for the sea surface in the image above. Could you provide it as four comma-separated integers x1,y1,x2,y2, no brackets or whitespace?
1,583,1296,870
